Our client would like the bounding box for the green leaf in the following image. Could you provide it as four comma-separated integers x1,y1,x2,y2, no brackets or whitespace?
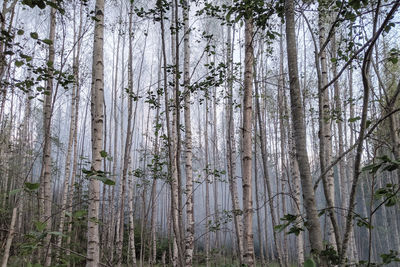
389,57,398,64
30,32,39,39
304,258,316,267
357,219,373,229
82,168,92,175
374,188,388,199
89,216,100,224
73,210,87,219
385,196,397,207
104,179,116,185
25,182,40,190
382,164,398,172
15,60,24,67
348,116,361,123
20,53,33,62
274,223,288,233
17,29,24,35
34,221,46,232
100,150,108,158
94,175,115,185
9,188,23,195
41,39,53,45
48,231,66,237
362,163,381,174
287,225,304,236
380,250,400,264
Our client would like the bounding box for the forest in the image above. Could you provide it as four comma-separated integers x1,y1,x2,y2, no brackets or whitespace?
1,0,400,266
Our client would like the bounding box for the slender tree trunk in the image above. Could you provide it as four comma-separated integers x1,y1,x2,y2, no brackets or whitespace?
253,108,264,265
278,28,289,267
288,127,305,266
205,96,211,267
213,85,220,253
159,1,180,265
86,0,105,266
317,1,341,252
341,3,400,261
41,5,56,265
183,1,194,265
284,0,326,264
56,32,79,257
109,10,123,262
242,16,255,267
331,31,347,220
225,24,244,265
150,55,162,266
1,207,17,267
116,3,136,265
255,49,283,267
170,1,184,265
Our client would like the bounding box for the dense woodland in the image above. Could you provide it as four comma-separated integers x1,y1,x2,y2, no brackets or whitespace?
1,0,400,266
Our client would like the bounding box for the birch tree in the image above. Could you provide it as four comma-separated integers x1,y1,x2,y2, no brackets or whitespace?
41,5,56,265
87,0,105,265
242,14,255,267
183,0,195,265
284,0,326,264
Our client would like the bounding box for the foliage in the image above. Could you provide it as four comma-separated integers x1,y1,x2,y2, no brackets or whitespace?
274,214,304,236
303,258,316,267
362,155,400,175
21,0,66,14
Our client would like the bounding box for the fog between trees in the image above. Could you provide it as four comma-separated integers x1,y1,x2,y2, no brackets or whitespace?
1,0,400,266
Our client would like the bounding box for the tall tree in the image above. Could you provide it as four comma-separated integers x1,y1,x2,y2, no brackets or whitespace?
225,24,244,264
341,2,400,262
41,4,56,266
242,14,255,267
87,0,105,266
317,0,340,251
182,0,195,265
284,0,326,264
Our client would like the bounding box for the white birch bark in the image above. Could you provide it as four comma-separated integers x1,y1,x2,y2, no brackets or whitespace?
225,24,244,264
86,0,105,266
183,0,194,265
242,16,255,267
284,0,326,264
1,207,17,267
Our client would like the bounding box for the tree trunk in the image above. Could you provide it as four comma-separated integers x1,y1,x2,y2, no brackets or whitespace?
278,27,289,266
1,207,17,267
255,46,283,267
242,16,255,267
41,5,56,265
284,0,326,264
317,1,340,252
56,25,80,256
225,24,244,265
86,0,105,266
288,127,305,266
150,55,162,266
116,3,136,265
183,0,195,265
205,96,211,267
341,3,400,261
253,107,264,265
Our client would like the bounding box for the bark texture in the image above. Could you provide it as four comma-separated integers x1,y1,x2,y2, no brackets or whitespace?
242,16,255,267
87,0,104,266
284,0,325,264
